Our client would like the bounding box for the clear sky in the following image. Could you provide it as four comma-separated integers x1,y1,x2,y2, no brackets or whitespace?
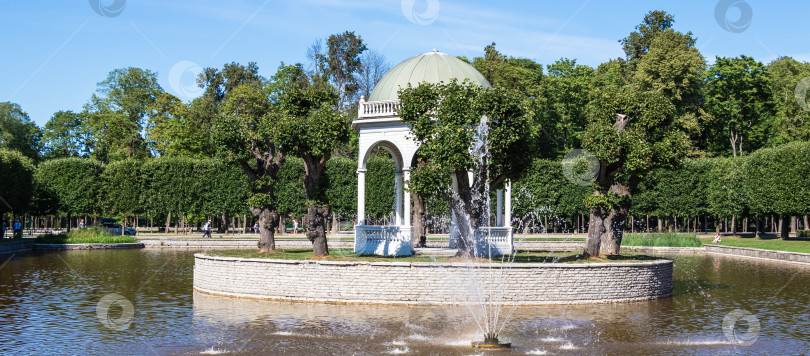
2,0,808,127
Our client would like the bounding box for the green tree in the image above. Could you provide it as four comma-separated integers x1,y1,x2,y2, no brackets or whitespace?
0,149,35,238
210,78,285,251
705,55,773,157
84,67,165,161
536,58,594,157
621,10,675,66
308,31,368,111
766,57,810,145
41,110,91,159
580,85,688,256
272,72,351,256
0,102,42,161
471,43,543,93
146,92,206,157
399,81,534,257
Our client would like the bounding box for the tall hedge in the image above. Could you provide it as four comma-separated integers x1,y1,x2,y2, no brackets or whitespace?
101,159,143,221
744,142,810,218
365,154,396,222
0,149,34,237
35,157,103,221
324,156,357,217
275,157,307,218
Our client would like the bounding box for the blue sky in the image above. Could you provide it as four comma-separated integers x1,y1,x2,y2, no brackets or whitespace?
2,0,808,127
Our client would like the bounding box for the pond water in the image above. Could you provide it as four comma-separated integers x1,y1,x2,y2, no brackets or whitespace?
0,249,808,355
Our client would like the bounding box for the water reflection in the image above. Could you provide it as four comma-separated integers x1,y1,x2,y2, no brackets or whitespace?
0,250,808,354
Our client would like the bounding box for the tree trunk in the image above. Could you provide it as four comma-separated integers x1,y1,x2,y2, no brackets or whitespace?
243,214,248,235
585,207,626,257
279,215,286,234
411,192,426,247
791,216,797,233
780,215,790,239
252,207,279,252
331,212,339,235
755,216,761,237
804,215,809,231
657,217,662,232
304,205,330,256
743,217,748,233
731,215,737,234
165,212,171,233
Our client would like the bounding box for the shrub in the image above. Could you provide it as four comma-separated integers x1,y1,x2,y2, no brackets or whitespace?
798,230,810,238
35,227,138,244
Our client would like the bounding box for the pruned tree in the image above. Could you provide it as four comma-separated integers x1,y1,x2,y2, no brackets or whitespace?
399,81,534,257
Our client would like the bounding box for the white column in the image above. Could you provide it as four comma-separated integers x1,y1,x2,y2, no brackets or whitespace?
357,169,366,225
504,180,512,227
403,169,411,228
496,189,504,226
450,173,459,226
395,171,403,226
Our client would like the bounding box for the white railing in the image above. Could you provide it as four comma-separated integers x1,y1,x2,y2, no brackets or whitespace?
449,226,514,257
355,225,413,256
358,99,400,118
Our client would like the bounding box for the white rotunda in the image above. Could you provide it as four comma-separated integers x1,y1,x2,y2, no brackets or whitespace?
353,50,513,256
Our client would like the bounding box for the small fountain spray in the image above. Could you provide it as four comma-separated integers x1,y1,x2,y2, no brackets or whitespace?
453,115,514,349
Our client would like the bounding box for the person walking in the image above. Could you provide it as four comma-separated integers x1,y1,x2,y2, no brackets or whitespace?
13,219,22,239
203,220,212,238
253,222,259,233
292,219,299,234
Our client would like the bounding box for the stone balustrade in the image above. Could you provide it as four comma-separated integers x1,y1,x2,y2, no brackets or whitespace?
357,99,400,118
355,225,412,256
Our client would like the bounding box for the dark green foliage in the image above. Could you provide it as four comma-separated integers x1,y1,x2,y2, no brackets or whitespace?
0,102,42,161
324,156,357,216
0,149,35,216
512,158,590,219
35,227,137,244
275,157,307,217
704,55,773,157
743,142,810,217
365,154,395,221
101,159,143,219
141,157,197,216
35,157,103,217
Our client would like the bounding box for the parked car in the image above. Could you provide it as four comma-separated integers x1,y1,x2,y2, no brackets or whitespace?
100,222,137,236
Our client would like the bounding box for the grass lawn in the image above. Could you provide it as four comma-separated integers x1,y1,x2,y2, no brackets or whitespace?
622,233,703,247
204,248,659,264
703,236,810,254
35,227,139,244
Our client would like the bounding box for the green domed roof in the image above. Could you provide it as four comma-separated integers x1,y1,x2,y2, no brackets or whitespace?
368,50,491,101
